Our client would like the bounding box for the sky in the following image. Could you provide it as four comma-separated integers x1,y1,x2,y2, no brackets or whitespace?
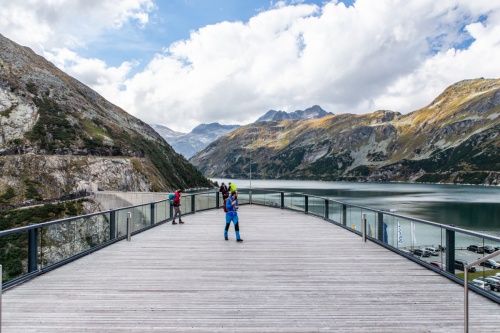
1,0,499,133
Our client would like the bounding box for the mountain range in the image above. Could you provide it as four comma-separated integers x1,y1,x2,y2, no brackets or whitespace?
190,78,500,185
152,123,240,159
152,106,332,158
255,105,332,122
0,33,210,205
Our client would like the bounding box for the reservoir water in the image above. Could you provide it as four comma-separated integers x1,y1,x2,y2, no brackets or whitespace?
213,179,500,237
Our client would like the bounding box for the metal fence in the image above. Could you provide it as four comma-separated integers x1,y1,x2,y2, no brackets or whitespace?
2,188,500,305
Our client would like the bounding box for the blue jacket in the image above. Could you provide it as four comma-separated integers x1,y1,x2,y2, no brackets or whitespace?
225,195,238,216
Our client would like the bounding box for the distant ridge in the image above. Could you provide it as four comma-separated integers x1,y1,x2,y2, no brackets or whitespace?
255,105,332,122
152,122,240,158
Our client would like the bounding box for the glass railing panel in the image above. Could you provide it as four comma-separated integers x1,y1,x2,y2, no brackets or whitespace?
478,239,500,295
308,197,324,217
265,192,280,207
347,206,363,233
195,193,210,211
285,193,304,211
454,233,485,282
251,190,266,205
379,212,397,248
182,195,192,214
328,201,342,224
155,201,168,223
115,208,130,237
237,190,249,205
0,231,29,284
40,219,77,268
395,219,443,265
453,233,500,297
39,214,110,268
133,205,149,231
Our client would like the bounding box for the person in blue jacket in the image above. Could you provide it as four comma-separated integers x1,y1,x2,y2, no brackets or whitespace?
224,190,243,242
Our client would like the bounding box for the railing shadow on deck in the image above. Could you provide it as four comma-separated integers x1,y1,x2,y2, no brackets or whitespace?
1,188,500,305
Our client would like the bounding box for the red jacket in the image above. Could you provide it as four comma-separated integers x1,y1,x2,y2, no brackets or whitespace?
173,191,181,206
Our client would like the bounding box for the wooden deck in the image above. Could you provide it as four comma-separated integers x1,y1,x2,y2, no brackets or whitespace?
2,205,499,332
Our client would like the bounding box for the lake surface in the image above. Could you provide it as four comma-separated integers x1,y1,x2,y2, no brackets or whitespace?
213,179,500,237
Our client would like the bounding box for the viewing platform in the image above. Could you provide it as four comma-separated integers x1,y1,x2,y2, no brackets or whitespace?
2,205,500,332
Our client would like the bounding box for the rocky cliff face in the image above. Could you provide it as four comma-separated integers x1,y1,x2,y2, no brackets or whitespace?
0,33,211,204
190,79,500,185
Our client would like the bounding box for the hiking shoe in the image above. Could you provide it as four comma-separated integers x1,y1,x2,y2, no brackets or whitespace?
225,236,228,240
236,239,243,242
179,221,184,224
172,221,177,225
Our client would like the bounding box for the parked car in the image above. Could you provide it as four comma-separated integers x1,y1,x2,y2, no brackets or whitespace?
424,247,439,256
479,277,500,292
412,249,431,257
471,279,488,290
467,245,484,253
429,261,444,270
479,259,500,269
455,259,476,272
484,245,496,254
487,276,500,284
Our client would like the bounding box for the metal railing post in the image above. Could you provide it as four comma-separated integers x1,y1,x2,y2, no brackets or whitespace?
464,250,500,333
464,269,469,333
324,199,329,219
445,229,455,274
362,214,367,242
1,264,2,330
191,195,196,214
109,210,116,240
377,212,384,242
342,204,347,226
127,212,132,242
28,227,38,273
304,195,309,213
150,203,155,226
216,192,220,208
280,192,284,209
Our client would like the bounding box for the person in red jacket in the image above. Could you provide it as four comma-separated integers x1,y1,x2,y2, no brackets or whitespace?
172,189,184,224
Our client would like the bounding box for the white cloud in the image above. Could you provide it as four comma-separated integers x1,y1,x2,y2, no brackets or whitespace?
1,0,500,132
0,0,154,53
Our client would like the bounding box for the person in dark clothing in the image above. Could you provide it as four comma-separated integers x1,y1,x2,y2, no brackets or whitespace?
172,189,184,224
224,190,242,242
220,182,229,200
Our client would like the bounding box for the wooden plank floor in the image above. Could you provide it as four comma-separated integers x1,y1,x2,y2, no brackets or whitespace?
2,205,499,332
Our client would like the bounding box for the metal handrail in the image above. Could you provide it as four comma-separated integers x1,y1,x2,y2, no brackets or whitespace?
464,250,500,333
1,187,499,306
248,187,500,242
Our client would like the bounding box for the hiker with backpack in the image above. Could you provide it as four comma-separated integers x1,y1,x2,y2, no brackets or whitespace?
228,182,237,194
224,190,243,242
172,189,184,224
220,182,229,211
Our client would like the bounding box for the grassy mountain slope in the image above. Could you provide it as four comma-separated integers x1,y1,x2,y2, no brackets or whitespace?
190,78,500,185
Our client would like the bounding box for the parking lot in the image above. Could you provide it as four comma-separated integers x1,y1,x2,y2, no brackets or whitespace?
406,247,500,293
